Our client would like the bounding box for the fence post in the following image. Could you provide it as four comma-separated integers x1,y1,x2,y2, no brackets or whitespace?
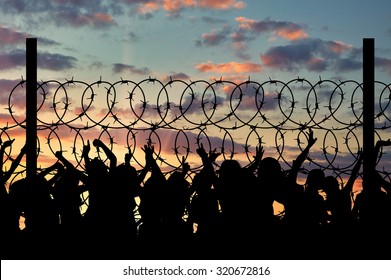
26,38,37,182
362,38,375,191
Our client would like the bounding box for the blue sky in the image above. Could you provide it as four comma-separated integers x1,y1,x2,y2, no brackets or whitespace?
0,0,390,184
0,0,390,82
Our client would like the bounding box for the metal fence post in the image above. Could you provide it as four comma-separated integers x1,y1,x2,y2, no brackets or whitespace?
362,38,375,191
26,38,37,182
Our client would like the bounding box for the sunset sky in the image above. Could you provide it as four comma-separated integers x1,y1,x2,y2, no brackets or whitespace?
0,0,390,189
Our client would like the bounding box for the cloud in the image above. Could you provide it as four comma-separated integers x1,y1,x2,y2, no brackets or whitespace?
89,61,105,70
38,52,78,71
124,0,245,18
0,0,245,29
230,31,256,60
161,0,245,17
0,49,77,71
200,27,231,46
127,127,246,159
235,17,308,41
162,0,196,17
196,17,310,61
196,61,262,74
198,0,246,10
135,1,160,14
112,63,151,75
53,10,116,28
0,0,117,29
260,38,362,73
0,50,25,70
162,72,190,83
0,25,29,45
0,25,60,49
376,57,391,75
201,16,228,25
0,79,22,102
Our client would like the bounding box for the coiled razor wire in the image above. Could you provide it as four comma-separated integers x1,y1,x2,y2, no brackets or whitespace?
2,76,391,217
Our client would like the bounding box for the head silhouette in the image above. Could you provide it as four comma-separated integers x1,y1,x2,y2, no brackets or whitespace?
305,169,325,193
324,176,340,194
218,160,241,179
258,157,282,177
89,157,108,177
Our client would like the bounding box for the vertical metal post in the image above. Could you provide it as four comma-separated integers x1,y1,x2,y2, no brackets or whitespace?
26,38,37,182
362,38,375,191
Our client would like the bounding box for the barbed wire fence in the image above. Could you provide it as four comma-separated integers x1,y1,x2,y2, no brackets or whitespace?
2,75,390,222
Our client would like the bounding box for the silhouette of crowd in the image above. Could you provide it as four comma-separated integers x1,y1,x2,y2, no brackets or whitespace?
1,130,391,260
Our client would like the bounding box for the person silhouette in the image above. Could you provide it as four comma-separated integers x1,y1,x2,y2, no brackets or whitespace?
80,139,114,256
160,156,193,256
348,139,391,258
186,144,222,257
352,140,391,230
279,128,325,257
1,140,26,258
283,128,318,226
107,151,142,255
323,150,363,228
53,150,89,255
11,160,63,257
137,141,167,256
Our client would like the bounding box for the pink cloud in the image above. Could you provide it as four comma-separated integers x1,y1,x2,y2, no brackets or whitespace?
55,11,116,28
161,72,190,83
196,61,262,74
329,41,353,54
259,38,362,73
306,57,327,72
0,25,28,45
93,13,115,24
235,17,308,41
376,57,391,76
201,29,229,46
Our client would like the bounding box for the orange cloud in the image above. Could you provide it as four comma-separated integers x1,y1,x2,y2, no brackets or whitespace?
137,0,244,16
196,61,262,73
137,1,160,14
235,16,256,29
275,28,308,41
163,0,196,13
198,0,246,9
93,13,115,24
329,41,353,54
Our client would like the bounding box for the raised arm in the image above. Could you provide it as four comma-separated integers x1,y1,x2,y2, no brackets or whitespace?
195,143,220,184
93,138,117,171
181,156,191,178
343,150,363,195
247,144,264,175
141,142,162,178
124,149,148,185
38,161,64,187
55,150,75,170
82,140,91,173
2,142,26,184
0,139,14,174
55,150,88,183
374,139,391,162
287,128,317,185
